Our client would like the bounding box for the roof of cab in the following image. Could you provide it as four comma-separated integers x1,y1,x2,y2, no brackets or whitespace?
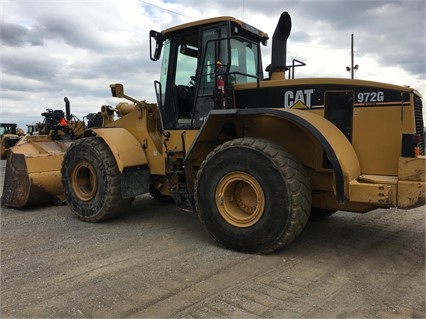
163,16,269,41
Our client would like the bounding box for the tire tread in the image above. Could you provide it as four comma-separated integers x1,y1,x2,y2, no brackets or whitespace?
196,137,311,254
62,137,132,222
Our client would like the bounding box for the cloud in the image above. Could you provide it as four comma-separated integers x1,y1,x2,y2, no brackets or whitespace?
1,22,44,46
0,0,425,130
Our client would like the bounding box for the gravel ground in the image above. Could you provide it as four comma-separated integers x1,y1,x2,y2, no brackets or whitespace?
0,159,425,318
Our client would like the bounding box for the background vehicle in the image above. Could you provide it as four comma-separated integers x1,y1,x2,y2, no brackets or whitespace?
1,98,86,207
26,123,40,135
0,123,23,159
3,12,424,254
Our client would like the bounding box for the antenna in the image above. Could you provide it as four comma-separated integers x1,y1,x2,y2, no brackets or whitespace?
346,34,359,79
242,0,245,21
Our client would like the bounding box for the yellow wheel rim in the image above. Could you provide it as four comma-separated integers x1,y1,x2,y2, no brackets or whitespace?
71,160,98,201
215,171,265,228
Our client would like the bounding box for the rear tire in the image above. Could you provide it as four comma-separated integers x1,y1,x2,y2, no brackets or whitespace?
61,137,133,222
195,137,311,254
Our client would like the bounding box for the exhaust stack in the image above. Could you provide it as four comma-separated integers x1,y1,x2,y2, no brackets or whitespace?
64,97,71,121
265,11,292,80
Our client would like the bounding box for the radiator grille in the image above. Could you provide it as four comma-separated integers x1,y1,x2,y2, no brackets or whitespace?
414,94,425,155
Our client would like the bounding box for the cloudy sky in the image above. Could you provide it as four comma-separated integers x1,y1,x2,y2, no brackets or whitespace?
1,0,425,130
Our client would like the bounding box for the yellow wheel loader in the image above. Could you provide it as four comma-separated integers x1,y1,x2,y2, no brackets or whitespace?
1,98,86,207
4,12,425,253
1,123,22,159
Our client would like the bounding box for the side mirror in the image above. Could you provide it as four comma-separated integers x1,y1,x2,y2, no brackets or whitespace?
149,30,164,61
110,83,124,98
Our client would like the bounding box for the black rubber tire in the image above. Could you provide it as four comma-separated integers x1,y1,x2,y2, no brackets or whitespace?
61,137,133,222
195,137,312,254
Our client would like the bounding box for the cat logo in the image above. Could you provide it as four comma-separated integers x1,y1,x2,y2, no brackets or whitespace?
284,89,314,109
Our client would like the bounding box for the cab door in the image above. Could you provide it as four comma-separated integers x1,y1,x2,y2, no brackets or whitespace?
192,25,228,128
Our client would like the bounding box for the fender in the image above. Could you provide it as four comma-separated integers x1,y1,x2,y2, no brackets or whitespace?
91,127,148,170
91,127,150,198
185,108,361,203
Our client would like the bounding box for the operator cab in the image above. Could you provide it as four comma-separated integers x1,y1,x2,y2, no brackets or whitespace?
150,17,268,129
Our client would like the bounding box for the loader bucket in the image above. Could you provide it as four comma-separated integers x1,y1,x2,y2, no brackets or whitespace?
1,137,72,208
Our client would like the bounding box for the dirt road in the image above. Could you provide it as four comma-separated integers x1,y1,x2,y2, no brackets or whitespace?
0,160,425,318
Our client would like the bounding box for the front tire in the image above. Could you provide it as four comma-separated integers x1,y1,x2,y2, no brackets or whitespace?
61,137,133,222
195,138,311,254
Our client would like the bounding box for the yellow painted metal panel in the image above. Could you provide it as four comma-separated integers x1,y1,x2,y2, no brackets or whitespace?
164,16,268,40
358,174,398,184
26,153,65,174
352,106,402,175
287,109,361,184
2,138,71,207
398,156,426,182
235,78,414,93
164,130,199,158
397,180,426,208
349,179,393,206
92,128,148,172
